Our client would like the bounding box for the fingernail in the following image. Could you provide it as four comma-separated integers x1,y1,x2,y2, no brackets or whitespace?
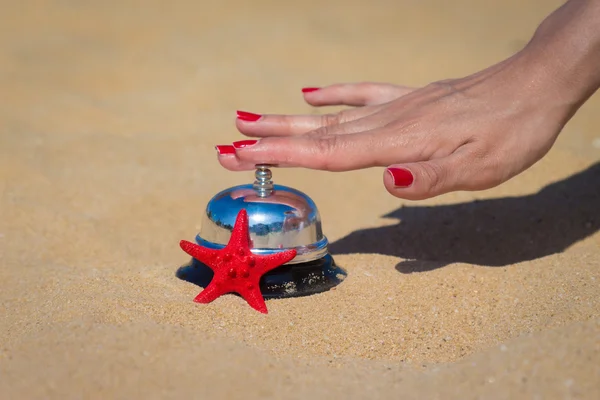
215,145,236,155
236,110,262,122
302,87,320,93
387,167,414,187
232,140,258,149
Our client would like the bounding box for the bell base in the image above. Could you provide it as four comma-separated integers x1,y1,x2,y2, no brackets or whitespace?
176,254,346,299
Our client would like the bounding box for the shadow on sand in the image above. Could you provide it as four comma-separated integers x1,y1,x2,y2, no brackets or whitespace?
329,162,600,272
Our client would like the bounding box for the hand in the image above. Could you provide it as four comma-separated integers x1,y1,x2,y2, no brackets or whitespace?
215,0,600,201
217,58,570,200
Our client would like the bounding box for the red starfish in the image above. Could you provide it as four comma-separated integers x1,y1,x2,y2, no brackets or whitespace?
179,209,297,314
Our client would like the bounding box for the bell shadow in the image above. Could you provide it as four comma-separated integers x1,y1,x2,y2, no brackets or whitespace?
329,162,600,272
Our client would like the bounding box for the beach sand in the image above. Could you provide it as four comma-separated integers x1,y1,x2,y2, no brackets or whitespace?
1,0,599,398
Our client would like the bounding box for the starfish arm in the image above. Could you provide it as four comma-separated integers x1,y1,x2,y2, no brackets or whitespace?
226,209,251,250
258,249,297,274
238,285,268,314
193,283,226,304
180,240,219,268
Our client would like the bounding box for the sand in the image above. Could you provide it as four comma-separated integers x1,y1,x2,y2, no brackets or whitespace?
1,0,599,398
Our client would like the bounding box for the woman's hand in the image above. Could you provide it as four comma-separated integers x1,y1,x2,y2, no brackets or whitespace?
217,60,569,200
215,0,600,200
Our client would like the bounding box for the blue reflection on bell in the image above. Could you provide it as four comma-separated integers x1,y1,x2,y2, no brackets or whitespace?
177,165,346,298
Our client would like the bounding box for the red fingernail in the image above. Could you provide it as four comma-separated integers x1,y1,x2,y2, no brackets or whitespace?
302,87,320,93
215,145,236,155
236,110,262,122
387,167,414,187
232,140,258,149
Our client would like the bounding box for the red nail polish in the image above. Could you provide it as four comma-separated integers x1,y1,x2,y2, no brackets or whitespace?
302,87,320,93
215,145,236,155
232,140,258,149
236,110,262,122
387,167,414,187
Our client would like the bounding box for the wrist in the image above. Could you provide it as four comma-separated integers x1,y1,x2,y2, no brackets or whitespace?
521,0,600,111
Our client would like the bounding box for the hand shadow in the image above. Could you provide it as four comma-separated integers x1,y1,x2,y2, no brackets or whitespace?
329,162,600,272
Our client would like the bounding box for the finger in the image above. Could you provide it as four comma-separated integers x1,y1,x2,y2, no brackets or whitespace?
302,82,415,107
383,149,475,200
230,129,424,172
235,106,380,137
216,148,257,171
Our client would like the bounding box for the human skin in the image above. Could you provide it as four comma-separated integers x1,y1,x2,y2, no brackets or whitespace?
216,0,600,200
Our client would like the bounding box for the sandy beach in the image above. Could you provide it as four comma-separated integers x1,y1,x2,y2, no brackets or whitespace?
1,0,599,398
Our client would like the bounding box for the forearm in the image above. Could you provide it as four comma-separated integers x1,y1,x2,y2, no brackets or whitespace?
523,0,600,110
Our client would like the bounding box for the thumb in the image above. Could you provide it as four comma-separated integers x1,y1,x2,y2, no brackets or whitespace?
384,153,469,200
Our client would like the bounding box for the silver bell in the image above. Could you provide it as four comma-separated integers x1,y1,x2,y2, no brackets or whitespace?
177,165,345,298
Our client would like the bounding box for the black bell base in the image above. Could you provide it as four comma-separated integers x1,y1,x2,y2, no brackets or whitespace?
176,254,346,299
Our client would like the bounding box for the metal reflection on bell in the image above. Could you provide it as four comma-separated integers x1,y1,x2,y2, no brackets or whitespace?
177,164,346,298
